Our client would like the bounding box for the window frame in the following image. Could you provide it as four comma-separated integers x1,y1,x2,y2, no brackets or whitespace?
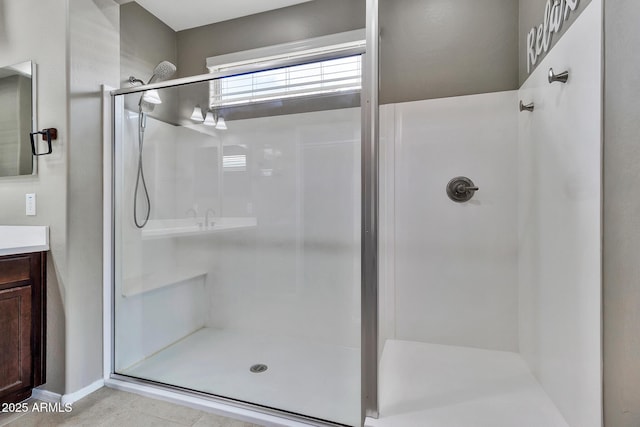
206,30,365,109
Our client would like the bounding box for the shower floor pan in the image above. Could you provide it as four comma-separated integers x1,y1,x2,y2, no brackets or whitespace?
365,340,569,427
121,328,360,426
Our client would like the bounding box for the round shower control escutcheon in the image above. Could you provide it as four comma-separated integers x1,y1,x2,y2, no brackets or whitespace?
446,176,479,203
250,364,268,373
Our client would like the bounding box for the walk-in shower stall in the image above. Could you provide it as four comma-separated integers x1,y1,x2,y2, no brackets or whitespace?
106,5,376,423
105,0,602,426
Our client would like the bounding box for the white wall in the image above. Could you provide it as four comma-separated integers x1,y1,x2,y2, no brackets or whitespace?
200,108,360,347
115,105,361,367
67,0,120,394
380,91,520,352
115,275,206,370
517,1,602,426
114,113,208,369
0,0,122,397
0,0,69,394
378,5,602,424
204,109,361,348
114,106,362,364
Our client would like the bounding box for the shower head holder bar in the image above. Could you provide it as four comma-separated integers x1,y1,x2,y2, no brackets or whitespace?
548,68,569,84
128,76,144,85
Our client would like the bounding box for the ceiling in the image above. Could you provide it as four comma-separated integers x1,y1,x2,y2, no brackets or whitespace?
128,0,314,32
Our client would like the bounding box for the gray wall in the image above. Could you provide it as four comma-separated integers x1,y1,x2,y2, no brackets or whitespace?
378,0,595,103
176,0,365,78
519,0,592,84
136,0,523,110
120,2,176,87
603,0,640,425
173,0,364,124
120,2,177,124
379,0,518,104
0,0,69,395
66,0,120,393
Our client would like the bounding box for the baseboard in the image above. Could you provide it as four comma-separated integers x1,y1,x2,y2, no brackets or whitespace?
32,388,62,403
61,379,104,405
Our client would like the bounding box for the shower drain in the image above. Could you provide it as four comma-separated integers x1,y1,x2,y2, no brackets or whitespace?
250,364,268,373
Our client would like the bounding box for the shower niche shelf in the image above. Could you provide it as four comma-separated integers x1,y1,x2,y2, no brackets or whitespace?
141,217,257,240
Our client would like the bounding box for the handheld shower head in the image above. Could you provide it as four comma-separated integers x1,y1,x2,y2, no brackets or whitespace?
147,61,177,84
133,60,176,230
135,60,177,113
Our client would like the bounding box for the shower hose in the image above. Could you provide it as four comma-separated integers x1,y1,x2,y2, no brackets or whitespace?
134,110,151,229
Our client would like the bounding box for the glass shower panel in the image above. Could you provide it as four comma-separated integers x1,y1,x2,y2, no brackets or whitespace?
113,73,361,426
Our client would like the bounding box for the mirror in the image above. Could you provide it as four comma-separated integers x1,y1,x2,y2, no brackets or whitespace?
0,60,35,177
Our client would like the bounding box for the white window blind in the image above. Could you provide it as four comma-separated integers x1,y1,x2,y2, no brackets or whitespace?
222,154,247,172
206,31,364,109
210,56,361,108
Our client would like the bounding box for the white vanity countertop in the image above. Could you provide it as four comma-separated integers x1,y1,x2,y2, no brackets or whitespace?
0,226,50,256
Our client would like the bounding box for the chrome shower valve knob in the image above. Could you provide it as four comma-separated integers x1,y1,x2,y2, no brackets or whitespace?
446,177,479,203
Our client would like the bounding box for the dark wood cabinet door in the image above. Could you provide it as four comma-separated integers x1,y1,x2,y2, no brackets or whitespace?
0,285,33,397
0,251,45,404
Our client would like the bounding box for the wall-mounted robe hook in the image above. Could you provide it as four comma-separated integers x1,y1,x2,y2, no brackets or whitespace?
548,68,569,84
519,101,534,112
30,128,58,156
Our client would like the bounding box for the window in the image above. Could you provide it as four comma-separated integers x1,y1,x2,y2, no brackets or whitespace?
207,30,364,109
222,154,247,172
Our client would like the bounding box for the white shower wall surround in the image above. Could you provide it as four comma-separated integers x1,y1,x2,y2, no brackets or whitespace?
377,1,602,426
197,111,361,348
115,107,362,372
115,114,210,369
380,91,520,352
518,1,602,426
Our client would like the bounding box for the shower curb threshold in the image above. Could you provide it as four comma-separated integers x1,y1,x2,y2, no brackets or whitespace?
104,377,341,427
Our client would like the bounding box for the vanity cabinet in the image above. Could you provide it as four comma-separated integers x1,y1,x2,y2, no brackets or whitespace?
0,252,46,404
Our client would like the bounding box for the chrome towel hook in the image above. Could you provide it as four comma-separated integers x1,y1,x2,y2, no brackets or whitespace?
548,68,569,84
519,101,534,112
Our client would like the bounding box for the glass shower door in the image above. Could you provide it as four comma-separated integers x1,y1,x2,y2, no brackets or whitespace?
113,66,362,425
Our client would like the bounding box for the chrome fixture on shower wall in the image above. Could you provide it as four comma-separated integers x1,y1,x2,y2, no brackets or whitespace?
446,176,479,203
520,100,535,112
132,60,177,229
548,68,569,84
128,76,144,85
129,61,177,111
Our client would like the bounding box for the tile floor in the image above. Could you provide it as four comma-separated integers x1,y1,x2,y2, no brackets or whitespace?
0,388,261,427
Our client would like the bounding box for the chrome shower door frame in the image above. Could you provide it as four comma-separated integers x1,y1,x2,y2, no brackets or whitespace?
361,0,379,421
103,1,379,423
